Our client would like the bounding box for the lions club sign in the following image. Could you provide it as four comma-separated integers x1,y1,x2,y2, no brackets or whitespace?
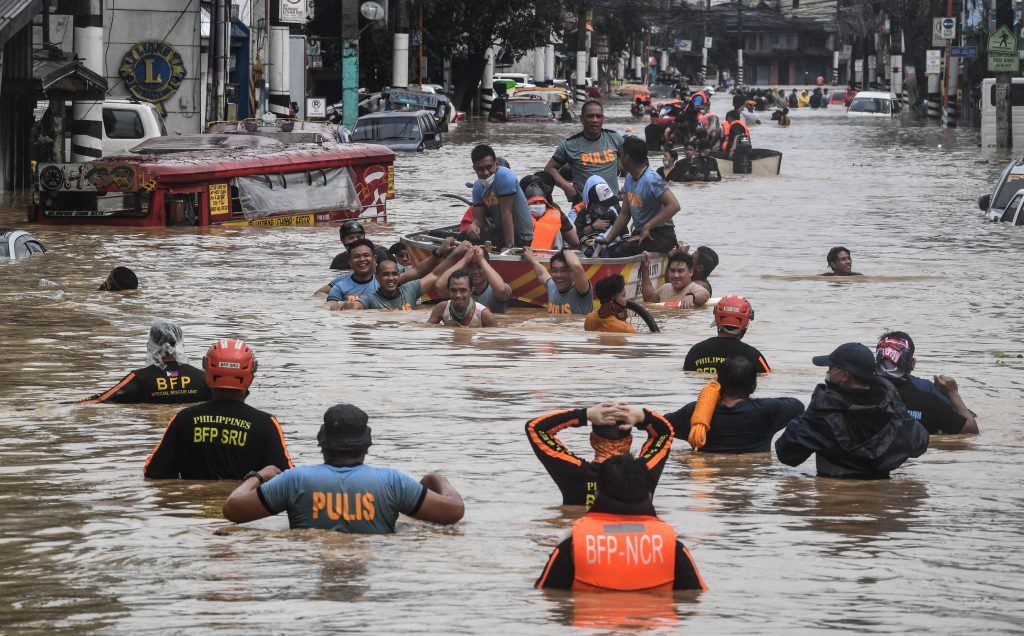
119,42,187,109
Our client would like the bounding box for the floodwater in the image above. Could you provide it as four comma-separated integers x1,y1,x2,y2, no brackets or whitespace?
2,103,1024,633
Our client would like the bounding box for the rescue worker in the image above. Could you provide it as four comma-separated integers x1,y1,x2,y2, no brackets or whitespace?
222,404,465,533
525,401,674,506
463,144,534,248
79,319,210,405
98,266,138,291
522,246,593,315
143,338,293,480
640,251,710,307
584,275,635,333
684,295,771,374
546,100,625,202
775,343,930,479
330,220,391,270
427,269,497,327
534,454,706,591
605,136,681,257
721,112,752,155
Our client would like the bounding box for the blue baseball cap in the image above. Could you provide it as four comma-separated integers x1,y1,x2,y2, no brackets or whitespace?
812,342,877,382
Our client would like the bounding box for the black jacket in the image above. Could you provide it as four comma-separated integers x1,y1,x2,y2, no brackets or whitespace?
775,379,928,478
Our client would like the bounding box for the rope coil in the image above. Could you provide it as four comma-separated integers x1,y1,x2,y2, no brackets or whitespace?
688,380,721,452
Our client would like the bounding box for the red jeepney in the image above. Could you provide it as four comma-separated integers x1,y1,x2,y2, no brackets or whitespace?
30,143,395,228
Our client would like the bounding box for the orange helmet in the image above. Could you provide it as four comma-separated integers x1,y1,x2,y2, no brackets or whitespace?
714,296,754,332
203,338,257,390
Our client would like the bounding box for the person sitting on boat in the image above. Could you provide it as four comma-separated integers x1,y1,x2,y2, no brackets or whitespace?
222,403,464,534
525,401,674,506
684,295,771,375
822,246,862,276
78,319,211,405
521,176,580,250
775,343,929,479
427,268,497,328
534,454,706,591
330,220,391,271
436,245,513,314
584,275,636,334
332,239,466,311
698,143,722,182
546,100,624,203
604,136,681,258
668,357,804,453
690,245,719,296
573,176,620,251
98,266,138,291
640,252,710,308
463,144,534,249
317,239,380,303
522,246,593,315
143,338,294,480
874,332,979,435
389,242,412,268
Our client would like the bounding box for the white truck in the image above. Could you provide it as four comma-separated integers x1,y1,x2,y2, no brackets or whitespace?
60,99,166,157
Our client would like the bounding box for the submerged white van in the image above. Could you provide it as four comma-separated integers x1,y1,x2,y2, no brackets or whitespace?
847,91,901,117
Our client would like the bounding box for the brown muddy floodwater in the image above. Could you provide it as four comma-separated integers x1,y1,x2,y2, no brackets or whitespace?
1,103,1023,633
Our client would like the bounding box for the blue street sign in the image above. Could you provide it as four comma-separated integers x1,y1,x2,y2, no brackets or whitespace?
951,46,978,58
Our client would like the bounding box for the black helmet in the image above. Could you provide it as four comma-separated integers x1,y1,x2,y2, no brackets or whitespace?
340,220,365,241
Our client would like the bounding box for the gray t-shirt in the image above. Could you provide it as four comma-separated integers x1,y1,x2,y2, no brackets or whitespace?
471,166,533,246
258,463,427,534
623,166,672,230
473,282,512,314
552,129,625,196
545,278,593,315
357,279,422,310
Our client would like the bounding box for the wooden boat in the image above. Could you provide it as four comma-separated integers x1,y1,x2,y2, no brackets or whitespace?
401,226,668,307
712,148,782,176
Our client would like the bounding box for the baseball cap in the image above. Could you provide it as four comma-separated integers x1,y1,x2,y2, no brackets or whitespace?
812,342,877,382
587,182,617,206
340,220,365,238
318,404,373,452
875,336,913,379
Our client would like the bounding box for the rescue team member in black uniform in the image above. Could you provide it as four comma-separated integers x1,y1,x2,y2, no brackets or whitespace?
534,455,706,591
684,295,771,375
330,220,391,271
775,343,929,479
668,357,804,453
874,332,979,434
144,338,293,480
525,402,674,507
78,320,210,405
98,266,138,291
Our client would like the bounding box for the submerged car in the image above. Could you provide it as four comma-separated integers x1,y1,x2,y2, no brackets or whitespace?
847,91,901,117
827,90,847,107
979,158,1024,221
494,97,557,123
1,229,46,260
350,111,442,152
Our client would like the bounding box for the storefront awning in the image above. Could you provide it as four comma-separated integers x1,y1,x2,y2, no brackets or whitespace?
0,0,41,48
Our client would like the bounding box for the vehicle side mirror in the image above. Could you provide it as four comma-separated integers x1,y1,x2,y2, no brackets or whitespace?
978,194,991,211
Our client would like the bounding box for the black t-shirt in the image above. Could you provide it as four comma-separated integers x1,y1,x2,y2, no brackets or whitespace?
666,397,804,453
894,380,966,434
683,336,771,374
82,362,211,404
143,399,293,479
644,123,666,149
330,245,392,270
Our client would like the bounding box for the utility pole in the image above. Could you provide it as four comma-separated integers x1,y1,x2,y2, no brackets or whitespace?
341,0,359,129
701,0,710,83
995,0,1012,147
575,5,587,103
942,0,955,126
736,0,744,86
418,1,424,87
71,0,103,161
393,0,409,89
215,0,227,121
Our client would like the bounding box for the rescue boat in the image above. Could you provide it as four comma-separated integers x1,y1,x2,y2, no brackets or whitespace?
712,148,783,176
401,226,669,307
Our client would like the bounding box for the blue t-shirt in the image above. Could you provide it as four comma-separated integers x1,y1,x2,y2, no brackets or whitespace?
471,166,534,246
357,279,422,310
545,278,593,315
327,272,379,302
258,463,428,534
623,167,672,230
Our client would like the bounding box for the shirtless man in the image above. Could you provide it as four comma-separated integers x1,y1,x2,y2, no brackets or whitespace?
427,269,497,327
640,251,710,307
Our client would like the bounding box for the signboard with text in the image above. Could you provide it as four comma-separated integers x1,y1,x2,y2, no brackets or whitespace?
926,49,942,74
951,46,977,58
932,17,955,46
988,26,1019,72
280,0,307,24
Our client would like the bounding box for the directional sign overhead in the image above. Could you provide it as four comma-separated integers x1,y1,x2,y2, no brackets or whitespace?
951,46,977,58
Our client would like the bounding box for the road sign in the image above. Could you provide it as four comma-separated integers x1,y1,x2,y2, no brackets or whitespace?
932,17,956,46
951,46,977,58
306,97,326,119
675,38,692,52
926,49,942,74
988,26,1019,72
704,37,713,49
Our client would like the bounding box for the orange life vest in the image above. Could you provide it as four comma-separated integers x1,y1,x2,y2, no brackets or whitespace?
529,197,563,250
721,120,751,151
690,91,710,110
571,512,677,591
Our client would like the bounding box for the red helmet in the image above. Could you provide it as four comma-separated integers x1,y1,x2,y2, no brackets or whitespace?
714,296,754,332
203,338,257,390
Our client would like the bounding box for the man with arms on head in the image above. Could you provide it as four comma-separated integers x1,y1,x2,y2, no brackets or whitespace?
875,332,978,434
223,404,464,533
684,296,770,374
822,246,862,276
427,269,497,327
641,251,710,308
330,220,391,270
585,275,635,333
534,454,706,591
546,100,625,202
79,319,211,405
522,247,594,315
668,357,804,453
463,144,534,249
144,338,293,480
605,137,681,257
526,401,674,507
437,246,513,314
775,343,929,478
333,239,465,311
316,239,381,305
